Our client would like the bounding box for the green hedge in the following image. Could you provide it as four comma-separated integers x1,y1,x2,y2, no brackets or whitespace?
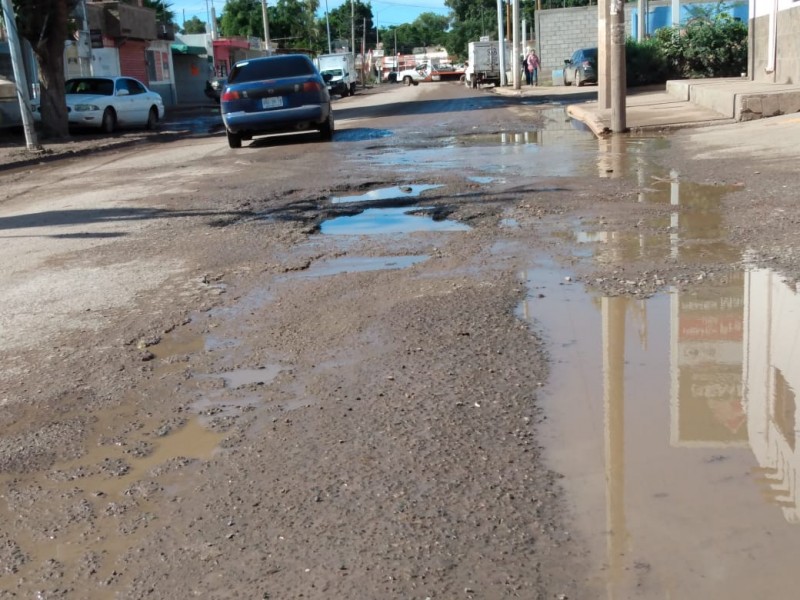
626,15,748,86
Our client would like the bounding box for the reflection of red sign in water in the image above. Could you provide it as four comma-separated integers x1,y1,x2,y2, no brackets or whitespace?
679,315,743,342
678,365,747,441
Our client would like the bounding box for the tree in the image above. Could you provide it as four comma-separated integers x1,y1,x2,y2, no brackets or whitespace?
218,0,262,38
143,0,176,26
12,0,77,138
182,16,207,34
327,0,372,52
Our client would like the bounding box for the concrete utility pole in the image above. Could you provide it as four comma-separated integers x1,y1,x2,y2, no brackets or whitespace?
324,0,332,54
598,0,611,108
512,0,520,89
496,0,506,86
351,0,355,54
610,0,627,132
261,0,271,54
0,0,40,151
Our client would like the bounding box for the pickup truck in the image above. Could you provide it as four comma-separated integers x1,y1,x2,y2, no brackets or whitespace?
396,64,430,86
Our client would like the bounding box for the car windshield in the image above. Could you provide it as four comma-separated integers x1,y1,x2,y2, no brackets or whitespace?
66,78,114,96
229,56,315,83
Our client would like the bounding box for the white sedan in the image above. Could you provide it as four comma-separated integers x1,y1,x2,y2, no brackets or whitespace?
37,76,165,133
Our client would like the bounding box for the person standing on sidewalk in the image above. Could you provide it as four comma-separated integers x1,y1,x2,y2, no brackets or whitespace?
526,50,540,86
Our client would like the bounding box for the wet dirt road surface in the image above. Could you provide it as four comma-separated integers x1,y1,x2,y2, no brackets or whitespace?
1,82,799,599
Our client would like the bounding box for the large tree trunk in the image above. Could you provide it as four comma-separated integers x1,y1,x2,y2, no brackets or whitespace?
16,0,73,138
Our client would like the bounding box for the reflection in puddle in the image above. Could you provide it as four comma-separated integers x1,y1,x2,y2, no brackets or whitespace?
453,131,540,146
519,260,800,596
331,184,442,204
574,174,741,264
297,255,429,277
320,207,470,235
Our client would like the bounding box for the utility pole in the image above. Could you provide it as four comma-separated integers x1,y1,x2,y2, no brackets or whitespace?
0,0,40,151
324,0,332,53
512,0,520,89
610,0,626,132
597,0,611,108
350,0,355,54
261,0,271,54
496,0,506,86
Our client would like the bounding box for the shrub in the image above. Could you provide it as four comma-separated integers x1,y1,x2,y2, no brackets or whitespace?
626,37,668,86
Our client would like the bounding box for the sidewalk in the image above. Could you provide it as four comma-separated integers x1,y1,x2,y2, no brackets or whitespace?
494,77,800,137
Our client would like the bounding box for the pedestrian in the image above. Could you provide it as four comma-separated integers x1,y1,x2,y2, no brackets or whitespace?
522,54,531,85
525,50,540,86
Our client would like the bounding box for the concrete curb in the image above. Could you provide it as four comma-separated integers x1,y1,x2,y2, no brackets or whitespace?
566,104,609,137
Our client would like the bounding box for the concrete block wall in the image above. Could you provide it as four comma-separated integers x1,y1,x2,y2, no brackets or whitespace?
751,6,800,84
534,2,636,82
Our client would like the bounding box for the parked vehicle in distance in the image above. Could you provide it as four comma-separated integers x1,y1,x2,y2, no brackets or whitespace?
564,47,597,87
464,40,512,88
220,54,333,148
396,64,429,86
315,53,357,97
205,76,227,103
33,76,164,133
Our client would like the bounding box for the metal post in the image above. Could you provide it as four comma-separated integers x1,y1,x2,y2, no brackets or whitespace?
512,0,520,89
610,0,626,132
261,0,271,54
0,0,40,150
324,0,332,54
496,0,506,86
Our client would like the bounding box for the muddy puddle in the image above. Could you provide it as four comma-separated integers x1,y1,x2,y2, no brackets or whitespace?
518,174,800,597
296,254,429,277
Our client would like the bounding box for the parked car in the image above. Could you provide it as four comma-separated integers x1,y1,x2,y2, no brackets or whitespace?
205,77,227,103
33,76,165,133
220,54,333,149
564,47,597,87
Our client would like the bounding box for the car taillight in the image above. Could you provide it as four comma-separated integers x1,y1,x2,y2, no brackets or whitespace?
221,90,240,101
299,81,322,92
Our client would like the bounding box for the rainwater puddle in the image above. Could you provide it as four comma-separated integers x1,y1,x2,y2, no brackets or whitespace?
214,365,282,388
467,176,496,184
331,184,442,204
320,207,470,235
366,119,664,180
296,254,429,277
573,174,741,264
521,260,800,597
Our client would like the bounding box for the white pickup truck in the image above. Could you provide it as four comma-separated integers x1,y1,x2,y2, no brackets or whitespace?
396,64,431,86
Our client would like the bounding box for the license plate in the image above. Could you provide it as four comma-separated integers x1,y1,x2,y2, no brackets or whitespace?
261,96,283,109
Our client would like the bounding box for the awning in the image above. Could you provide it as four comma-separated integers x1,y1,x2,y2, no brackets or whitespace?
171,43,207,56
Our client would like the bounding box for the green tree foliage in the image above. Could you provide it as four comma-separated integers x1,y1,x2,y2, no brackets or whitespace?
182,15,206,34
653,14,747,78
327,0,372,52
625,37,667,86
143,0,176,26
219,0,320,48
12,0,77,138
218,0,262,37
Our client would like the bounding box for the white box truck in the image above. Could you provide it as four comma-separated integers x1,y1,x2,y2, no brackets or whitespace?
464,40,513,88
316,53,357,97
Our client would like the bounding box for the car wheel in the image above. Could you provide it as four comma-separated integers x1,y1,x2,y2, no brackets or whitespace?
413,82,419,86
146,106,158,130
319,114,334,141
403,76,412,86
350,83,356,95
227,130,242,148
575,71,583,87
101,108,116,133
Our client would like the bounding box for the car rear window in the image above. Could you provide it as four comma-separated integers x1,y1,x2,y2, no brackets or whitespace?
229,56,315,83
583,48,597,59
66,78,114,95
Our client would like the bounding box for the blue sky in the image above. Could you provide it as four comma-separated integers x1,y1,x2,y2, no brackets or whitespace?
172,0,451,31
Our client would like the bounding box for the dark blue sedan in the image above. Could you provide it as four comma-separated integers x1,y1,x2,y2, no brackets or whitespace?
221,54,334,148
